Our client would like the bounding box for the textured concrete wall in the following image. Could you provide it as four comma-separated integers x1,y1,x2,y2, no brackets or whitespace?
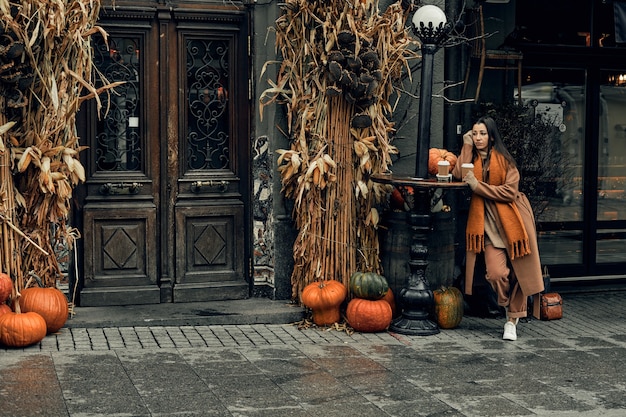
252,0,291,298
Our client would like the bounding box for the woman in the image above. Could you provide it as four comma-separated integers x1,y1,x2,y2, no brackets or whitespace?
452,116,544,341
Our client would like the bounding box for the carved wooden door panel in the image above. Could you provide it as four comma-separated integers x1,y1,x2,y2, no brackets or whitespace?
78,5,250,306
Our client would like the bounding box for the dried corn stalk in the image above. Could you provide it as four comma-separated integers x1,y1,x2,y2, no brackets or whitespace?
261,0,418,301
0,0,112,289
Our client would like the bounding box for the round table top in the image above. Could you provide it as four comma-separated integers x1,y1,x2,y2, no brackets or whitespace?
370,173,469,189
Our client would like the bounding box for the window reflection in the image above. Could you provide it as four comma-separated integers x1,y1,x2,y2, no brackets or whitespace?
515,0,626,48
519,80,585,222
596,229,626,263
515,0,590,46
537,230,582,265
519,70,586,265
598,77,626,221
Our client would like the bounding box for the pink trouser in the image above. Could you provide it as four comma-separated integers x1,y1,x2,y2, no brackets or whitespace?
484,244,527,319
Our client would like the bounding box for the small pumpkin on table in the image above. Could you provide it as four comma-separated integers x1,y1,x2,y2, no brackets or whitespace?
428,148,458,176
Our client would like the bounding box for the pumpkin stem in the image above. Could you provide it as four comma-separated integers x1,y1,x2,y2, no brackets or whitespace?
11,275,19,306
25,271,44,288
14,294,21,314
357,249,370,270
24,276,34,289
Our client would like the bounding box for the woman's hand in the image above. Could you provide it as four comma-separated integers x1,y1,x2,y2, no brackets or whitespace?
464,170,479,190
463,130,473,146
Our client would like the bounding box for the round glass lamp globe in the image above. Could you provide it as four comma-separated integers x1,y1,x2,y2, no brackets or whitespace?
412,5,447,29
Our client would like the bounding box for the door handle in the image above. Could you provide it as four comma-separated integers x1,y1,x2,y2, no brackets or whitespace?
99,182,142,195
190,180,228,193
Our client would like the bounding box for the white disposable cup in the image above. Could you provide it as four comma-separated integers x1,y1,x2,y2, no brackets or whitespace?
461,163,474,177
437,160,450,176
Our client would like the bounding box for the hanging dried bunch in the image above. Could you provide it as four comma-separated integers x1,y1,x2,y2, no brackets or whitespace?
0,0,115,289
260,0,418,301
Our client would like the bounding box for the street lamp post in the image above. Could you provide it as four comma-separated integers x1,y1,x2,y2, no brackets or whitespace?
387,5,453,336
412,4,450,179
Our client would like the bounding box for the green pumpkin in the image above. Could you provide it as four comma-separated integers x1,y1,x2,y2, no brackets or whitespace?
433,286,464,329
349,272,389,300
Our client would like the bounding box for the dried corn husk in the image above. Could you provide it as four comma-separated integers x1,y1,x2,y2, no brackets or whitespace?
261,0,418,301
0,0,113,289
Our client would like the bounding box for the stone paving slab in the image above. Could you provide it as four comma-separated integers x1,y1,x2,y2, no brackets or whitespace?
0,291,625,416
6,289,623,352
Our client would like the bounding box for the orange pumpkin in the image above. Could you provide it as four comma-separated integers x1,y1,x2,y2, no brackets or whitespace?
428,148,458,175
0,303,11,317
390,187,405,210
301,280,347,326
0,272,12,302
0,301,47,347
433,286,464,329
18,286,69,334
346,298,392,332
382,288,397,318
390,186,414,210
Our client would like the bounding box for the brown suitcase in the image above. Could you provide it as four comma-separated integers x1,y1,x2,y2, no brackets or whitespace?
540,292,563,321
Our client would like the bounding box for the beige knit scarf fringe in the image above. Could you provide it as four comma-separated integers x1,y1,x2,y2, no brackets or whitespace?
466,150,531,260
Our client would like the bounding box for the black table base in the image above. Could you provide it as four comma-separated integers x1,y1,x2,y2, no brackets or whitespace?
371,175,467,336
389,188,439,335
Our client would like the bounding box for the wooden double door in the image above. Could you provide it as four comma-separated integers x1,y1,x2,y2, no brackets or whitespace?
75,3,251,306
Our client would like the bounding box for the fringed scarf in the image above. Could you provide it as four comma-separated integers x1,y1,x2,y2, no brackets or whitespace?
466,150,531,260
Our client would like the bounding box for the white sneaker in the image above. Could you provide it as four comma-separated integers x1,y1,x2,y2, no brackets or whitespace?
503,321,517,341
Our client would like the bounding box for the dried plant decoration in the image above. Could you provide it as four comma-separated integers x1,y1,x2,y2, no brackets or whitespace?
0,0,115,291
260,0,418,301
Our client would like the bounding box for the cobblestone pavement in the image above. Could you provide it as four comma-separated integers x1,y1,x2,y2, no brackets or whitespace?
1,290,625,416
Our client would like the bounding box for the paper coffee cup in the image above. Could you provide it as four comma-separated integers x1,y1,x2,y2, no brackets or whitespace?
461,163,474,177
437,160,450,176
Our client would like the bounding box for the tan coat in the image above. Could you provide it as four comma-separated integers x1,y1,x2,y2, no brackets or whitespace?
452,143,544,297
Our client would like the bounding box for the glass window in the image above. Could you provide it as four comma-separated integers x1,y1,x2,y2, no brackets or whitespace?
596,229,626,263
516,0,626,48
185,37,231,172
519,69,586,265
599,75,626,218
599,0,623,47
597,71,626,263
93,35,142,172
520,76,585,223
516,0,590,46
537,230,583,265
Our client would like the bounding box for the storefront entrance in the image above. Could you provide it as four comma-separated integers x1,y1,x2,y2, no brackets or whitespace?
519,67,626,281
75,3,251,306
514,0,626,281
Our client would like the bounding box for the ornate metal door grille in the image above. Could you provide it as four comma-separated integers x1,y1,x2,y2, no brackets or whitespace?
186,38,230,171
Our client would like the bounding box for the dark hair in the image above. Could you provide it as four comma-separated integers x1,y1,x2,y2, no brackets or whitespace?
472,116,517,168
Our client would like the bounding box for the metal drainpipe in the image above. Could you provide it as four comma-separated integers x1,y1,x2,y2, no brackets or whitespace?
443,0,467,276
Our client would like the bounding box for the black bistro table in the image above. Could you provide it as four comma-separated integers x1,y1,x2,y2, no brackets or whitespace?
372,173,467,335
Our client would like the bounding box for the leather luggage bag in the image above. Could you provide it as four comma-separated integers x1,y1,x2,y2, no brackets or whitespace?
530,266,555,320
540,292,563,321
